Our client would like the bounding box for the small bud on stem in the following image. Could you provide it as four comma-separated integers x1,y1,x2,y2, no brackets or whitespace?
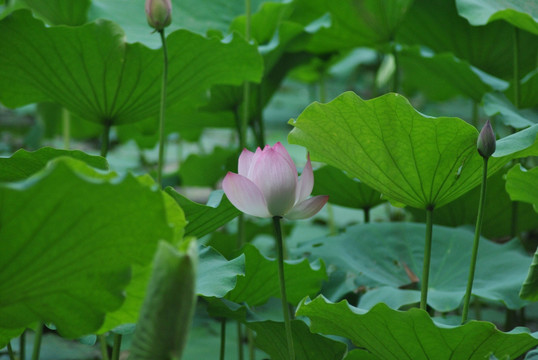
145,0,172,31
477,120,496,159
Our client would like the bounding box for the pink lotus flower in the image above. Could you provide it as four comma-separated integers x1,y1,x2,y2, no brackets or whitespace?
223,142,328,219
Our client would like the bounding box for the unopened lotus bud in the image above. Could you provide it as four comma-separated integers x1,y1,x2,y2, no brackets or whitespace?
145,0,172,31
477,120,496,159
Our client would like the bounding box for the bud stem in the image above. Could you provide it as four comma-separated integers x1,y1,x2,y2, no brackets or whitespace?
273,216,295,360
420,207,434,310
156,29,169,187
462,157,489,323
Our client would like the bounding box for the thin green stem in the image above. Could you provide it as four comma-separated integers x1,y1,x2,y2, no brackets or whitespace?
392,42,400,93
462,157,489,324
237,323,244,360
254,84,266,148
99,335,110,360
420,207,434,310
240,0,252,150
513,27,520,109
247,328,255,360
220,319,226,360
364,207,370,223
471,101,478,127
111,334,122,360
30,324,43,360
19,330,25,360
7,342,15,360
100,120,112,158
326,203,336,235
156,29,169,187
273,216,295,360
62,108,70,150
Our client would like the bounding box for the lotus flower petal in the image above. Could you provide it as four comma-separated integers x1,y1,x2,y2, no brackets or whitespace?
273,142,297,175
296,154,314,203
285,195,329,220
248,147,297,216
222,172,270,218
238,148,255,177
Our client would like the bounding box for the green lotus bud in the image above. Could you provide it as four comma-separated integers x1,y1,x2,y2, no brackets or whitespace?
477,120,496,159
145,0,172,31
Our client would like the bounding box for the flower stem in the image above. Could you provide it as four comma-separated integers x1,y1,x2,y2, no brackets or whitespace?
99,334,110,360
220,319,226,360
392,41,400,93
247,328,255,360
272,216,295,360
364,207,370,223
100,119,112,158
30,324,43,360
237,322,244,360
7,342,15,360
462,157,489,323
420,207,434,310
156,29,169,187
62,108,70,150
19,330,25,360
111,334,122,360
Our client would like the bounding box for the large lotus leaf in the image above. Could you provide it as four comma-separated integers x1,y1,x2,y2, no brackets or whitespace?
288,92,514,209
288,0,414,53
0,157,183,338
0,10,262,126
247,320,347,360
312,165,384,210
197,246,244,298
295,223,531,311
506,165,538,212
506,69,538,109
19,0,90,25
180,147,237,187
88,0,268,48
521,247,538,302
399,46,507,102
456,0,538,36
226,244,326,307
296,297,538,359
0,147,107,182
483,92,537,129
129,241,197,360
397,0,538,80
165,188,240,239
408,171,538,240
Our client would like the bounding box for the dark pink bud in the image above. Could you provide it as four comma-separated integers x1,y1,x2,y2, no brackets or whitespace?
145,0,172,31
477,120,496,159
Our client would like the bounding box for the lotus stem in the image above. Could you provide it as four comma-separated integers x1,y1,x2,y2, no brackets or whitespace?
111,334,122,360
7,342,15,360
100,119,112,157
62,108,70,149
420,207,434,310
364,207,370,223
247,328,255,360
462,157,489,323
99,334,110,360
273,216,295,360
237,322,244,360
30,324,43,360
220,319,226,360
19,330,25,360
156,29,169,187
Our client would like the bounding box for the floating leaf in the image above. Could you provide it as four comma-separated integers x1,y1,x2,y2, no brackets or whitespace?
297,297,538,359
0,158,181,337
0,10,262,126
165,188,240,239
456,0,538,35
0,147,107,182
506,165,538,212
312,165,384,210
288,92,512,209
226,244,326,306
129,241,197,360
295,223,530,311
247,319,347,360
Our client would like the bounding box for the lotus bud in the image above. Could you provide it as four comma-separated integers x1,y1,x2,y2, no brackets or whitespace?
222,142,328,220
477,120,496,159
145,0,172,31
